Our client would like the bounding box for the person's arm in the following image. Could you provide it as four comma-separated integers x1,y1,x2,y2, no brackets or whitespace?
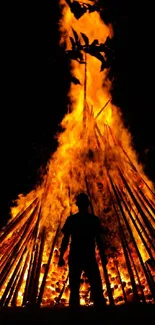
58,232,70,267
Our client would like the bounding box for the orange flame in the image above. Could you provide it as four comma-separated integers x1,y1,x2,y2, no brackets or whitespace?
0,0,155,308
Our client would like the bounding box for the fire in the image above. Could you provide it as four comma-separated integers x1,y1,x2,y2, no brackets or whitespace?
0,0,155,308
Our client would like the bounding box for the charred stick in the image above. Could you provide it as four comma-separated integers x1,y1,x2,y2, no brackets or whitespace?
144,262,155,298
133,186,155,224
95,98,111,120
84,175,94,214
107,177,140,302
109,174,155,299
119,169,155,238
25,206,43,304
114,259,128,303
0,197,38,246
134,183,155,218
127,197,155,252
37,225,60,306
55,273,69,306
32,227,46,304
22,240,35,306
0,247,27,306
0,205,38,289
0,213,36,272
11,251,30,307
117,185,155,260
4,267,22,307
127,247,146,303
101,258,114,305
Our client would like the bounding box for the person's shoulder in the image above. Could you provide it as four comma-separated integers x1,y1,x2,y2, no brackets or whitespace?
89,213,100,222
68,213,79,221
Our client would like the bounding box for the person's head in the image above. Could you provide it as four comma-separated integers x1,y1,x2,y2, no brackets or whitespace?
75,193,90,211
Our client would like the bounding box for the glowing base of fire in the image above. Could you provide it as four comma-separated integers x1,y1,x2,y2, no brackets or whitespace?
1,247,153,308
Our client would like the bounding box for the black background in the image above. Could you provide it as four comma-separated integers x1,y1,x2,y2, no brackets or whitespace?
0,1,155,227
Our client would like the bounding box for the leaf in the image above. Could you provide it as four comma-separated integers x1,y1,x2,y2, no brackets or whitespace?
71,27,80,45
80,32,89,47
71,76,81,85
69,36,76,48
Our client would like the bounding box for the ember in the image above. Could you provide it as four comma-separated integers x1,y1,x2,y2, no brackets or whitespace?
0,0,155,308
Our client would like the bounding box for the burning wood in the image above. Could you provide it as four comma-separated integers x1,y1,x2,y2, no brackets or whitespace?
0,0,155,308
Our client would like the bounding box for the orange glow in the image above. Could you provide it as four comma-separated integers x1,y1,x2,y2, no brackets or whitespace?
0,0,155,307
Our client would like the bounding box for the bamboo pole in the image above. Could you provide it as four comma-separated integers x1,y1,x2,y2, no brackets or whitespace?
108,174,155,300
127,246,146,303
84,174,95,215
0,202,39,284
55,273,69,306
108,177,140,302
11,251,30,307
25,208,42,303
22,239,35,306
134,182,155,218
0,207,36,290
0,212,36,272
108,125,155,197
3,267,22,307
132,185,155,224
32,227,46,304
0,201,38,271
101,259,115,305
94,127,103,150
118,169,155,239
27,243,39,304
117,184,155,260
95,98,111,120
0,197,38,246
83,53,87,129
126,197,155,251
0,247,27,306
114,259,128,303
37,225,60,306
144,263,155,297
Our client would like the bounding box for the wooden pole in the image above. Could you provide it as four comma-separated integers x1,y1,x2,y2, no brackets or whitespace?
108,174,155,300
3,267,22,307
133,185,155,224
0,226,34,292
127,246,146,303
22,240,35,306
0,247,27,306
114,259,128,303
32,227,46,304
117,184,155,260
37,225,60,306
0,202,39,285
83,53,87,128
118,169,155,239
134,182,155,217
0,197,38,245
11,251,30,307
95,98,111,120
108,177,140,302
55,273,69,306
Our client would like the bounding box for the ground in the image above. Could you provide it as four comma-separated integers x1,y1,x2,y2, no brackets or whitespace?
0,303,155,325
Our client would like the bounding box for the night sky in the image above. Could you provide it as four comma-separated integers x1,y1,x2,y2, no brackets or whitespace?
1,1,155,227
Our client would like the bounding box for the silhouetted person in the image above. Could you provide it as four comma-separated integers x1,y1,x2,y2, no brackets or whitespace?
58,192,107,308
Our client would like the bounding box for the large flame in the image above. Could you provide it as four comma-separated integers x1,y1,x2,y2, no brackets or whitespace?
0,0,155,308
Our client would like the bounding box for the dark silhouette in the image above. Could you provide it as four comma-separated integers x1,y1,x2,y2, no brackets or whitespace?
58,192,107,308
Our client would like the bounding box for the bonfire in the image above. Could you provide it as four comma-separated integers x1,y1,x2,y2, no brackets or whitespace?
0,0,155,308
